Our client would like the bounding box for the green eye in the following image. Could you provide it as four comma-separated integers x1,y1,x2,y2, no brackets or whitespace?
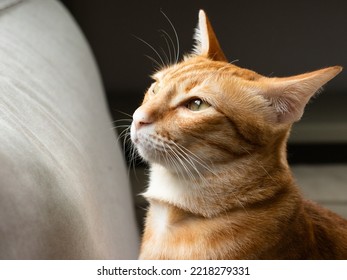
152,83,160,95
186,99,211,111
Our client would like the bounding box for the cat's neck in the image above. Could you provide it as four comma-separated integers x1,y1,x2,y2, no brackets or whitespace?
143,154,298,218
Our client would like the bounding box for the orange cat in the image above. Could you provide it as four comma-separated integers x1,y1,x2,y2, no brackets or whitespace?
130,10,347,259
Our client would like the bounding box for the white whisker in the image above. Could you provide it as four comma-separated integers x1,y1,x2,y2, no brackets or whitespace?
159,29,173,65
112,118,132,124
166,144,197,183
133,35,166,67
159,46,170,66
160,10,180,63
144,54,162,70
113,110,133,118
169,140,217,176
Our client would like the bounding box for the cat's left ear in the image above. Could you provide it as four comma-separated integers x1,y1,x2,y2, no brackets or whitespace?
192,10,227,62
261,66,342,124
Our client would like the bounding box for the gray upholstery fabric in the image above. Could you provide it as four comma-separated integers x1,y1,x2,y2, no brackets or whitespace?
0,0,139,259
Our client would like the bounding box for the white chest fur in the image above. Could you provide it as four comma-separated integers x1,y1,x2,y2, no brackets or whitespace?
149,202,169,236
144,165,191,204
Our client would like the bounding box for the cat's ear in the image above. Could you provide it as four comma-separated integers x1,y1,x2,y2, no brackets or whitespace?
192,10,227,62
262,66,342,124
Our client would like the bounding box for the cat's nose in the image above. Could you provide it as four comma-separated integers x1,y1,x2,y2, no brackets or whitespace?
132,107,153,130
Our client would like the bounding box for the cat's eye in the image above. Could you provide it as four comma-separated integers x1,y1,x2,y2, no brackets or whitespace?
151,83,160,95
186,99,211,111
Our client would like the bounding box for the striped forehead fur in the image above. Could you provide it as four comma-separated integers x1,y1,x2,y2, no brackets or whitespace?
155,58,261,91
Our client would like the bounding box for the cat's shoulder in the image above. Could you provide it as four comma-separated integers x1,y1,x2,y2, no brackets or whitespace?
303,199,347,258
304,199,347,227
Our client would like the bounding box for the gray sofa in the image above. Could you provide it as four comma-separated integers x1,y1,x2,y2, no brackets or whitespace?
0,0,139,259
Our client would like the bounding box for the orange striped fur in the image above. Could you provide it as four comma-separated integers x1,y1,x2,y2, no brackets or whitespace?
130,10,347,259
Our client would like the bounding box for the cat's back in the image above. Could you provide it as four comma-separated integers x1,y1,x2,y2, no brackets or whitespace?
303,200,347,259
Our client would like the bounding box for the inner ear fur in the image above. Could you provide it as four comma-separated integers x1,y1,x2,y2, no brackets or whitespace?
261,66,342,124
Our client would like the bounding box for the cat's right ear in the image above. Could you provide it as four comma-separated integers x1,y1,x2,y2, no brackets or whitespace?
192,10,227,62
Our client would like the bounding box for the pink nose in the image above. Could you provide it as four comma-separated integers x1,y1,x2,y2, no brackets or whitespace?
132,107,153,130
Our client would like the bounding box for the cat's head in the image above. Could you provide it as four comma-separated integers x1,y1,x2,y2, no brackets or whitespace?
131,10,341,174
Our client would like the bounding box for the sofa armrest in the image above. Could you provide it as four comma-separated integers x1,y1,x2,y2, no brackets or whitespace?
0,0,139,259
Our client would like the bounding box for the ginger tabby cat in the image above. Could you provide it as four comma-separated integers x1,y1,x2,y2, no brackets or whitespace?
130,10,347,259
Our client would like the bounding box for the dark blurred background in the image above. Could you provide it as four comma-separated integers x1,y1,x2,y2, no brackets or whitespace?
60,0,347,164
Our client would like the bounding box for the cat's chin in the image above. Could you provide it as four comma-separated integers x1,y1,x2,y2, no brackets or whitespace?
136,145,177,171
140,150,212,179
132,138,170,170
135,143,198,175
